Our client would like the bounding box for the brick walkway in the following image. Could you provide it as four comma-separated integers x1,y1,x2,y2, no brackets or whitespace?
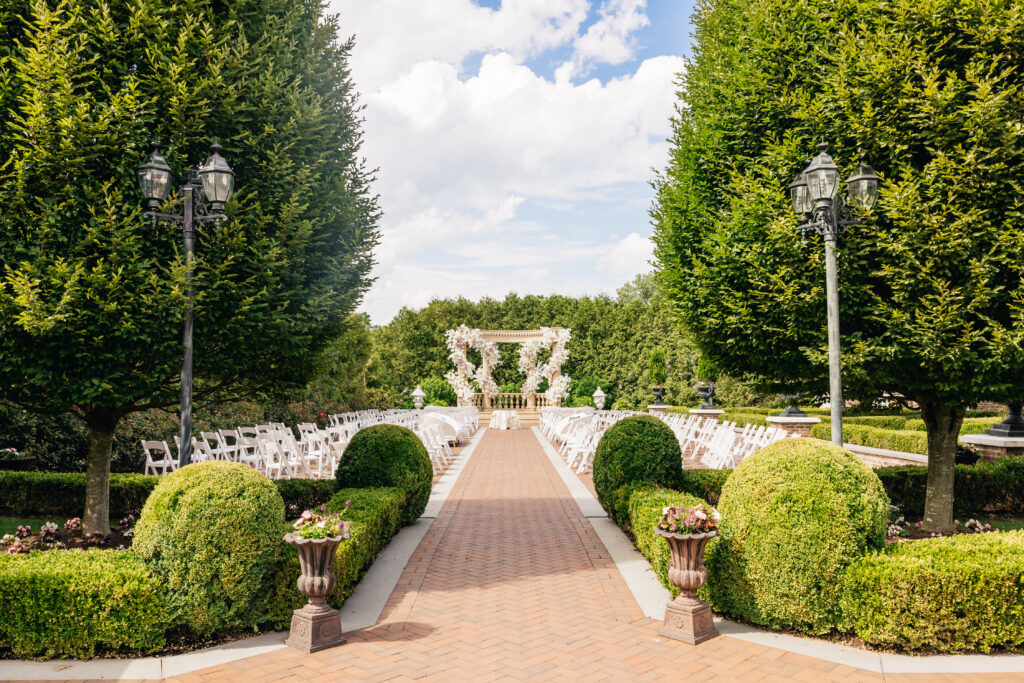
161,430,1011,683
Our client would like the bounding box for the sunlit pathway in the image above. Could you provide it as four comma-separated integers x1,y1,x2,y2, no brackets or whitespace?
159,430,1003,682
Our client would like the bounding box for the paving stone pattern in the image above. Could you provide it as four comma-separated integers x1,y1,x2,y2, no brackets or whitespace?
83,430,1018,681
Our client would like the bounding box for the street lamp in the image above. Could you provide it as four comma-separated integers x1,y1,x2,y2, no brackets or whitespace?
593,387,605,411
412,385,426,410
789,141,880,445
138,141,236,466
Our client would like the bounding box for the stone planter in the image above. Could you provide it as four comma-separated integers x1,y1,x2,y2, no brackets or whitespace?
651,386,667,406
656,528,719,645
283,531,350,653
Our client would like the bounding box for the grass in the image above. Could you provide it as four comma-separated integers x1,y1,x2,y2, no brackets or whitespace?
0,516,51,537
984,518,1024,532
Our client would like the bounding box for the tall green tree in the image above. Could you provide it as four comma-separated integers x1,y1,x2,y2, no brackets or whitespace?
366,276,702,410
0,0,379,533
653,0,1024,532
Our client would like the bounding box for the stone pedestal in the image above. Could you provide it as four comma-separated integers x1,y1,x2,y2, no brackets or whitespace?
689,409,725,420
766,415,821,438
660,597,718,645
960,434,1024,462
649,404,669,416
285,603,346,653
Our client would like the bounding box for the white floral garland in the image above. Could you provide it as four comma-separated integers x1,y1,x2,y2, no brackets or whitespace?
517,327,571,403
445,325,502,401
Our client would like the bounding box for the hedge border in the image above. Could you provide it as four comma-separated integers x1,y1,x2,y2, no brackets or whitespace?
0,471,337,520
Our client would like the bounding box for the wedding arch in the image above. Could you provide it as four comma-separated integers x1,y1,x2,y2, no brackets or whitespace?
444,325,571,408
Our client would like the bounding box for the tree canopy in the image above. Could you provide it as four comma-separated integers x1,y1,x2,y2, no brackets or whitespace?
0,0,379,531
367,274,703,410
653,0,1024,531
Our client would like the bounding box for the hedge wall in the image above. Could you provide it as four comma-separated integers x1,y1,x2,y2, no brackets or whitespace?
625,486,705,595
810,422,929,455
0,550,172,658
842,531,1024,652
0,485,408,658
0,471,337,520
267,486,407,625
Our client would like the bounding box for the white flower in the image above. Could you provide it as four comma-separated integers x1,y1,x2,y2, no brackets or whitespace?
694,509,707,520
662,506,671,515
712,510,722,521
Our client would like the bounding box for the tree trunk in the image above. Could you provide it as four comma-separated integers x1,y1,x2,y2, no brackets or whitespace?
83,410,121,536
920,402,966,534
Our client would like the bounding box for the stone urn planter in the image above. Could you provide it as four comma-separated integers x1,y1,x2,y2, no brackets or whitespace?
656,528,719,645
283,531,350,653
651,386,667,406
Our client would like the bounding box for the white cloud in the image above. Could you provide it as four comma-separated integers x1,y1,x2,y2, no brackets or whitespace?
329,0,684,324
333,0,589,91
562,0,650,79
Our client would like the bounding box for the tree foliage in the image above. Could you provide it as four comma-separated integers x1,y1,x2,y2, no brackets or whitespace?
0,0,379,531
367,274,701,410
653,0,1024,531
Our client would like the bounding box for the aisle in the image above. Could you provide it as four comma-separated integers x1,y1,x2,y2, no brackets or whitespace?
163,430,963,682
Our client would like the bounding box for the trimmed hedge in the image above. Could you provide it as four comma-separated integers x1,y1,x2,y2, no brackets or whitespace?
810,422,929,455
592,415,683,522
267,486,408,625
706,439,889,634
877,456,1024,517
625,486,705,595
0,549,171,658
133,462,286,635
678,468,730,506
841,531,1024,652
336,424,433,525
0,470,336,520
625,457,1024,519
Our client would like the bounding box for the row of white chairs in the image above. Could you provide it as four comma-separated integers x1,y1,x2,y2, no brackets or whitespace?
142,407,480,479
540,408,794,473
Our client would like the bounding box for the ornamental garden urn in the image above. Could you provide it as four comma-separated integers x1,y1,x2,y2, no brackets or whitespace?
283,531,350,653
656,528,719,645
695,383,716,410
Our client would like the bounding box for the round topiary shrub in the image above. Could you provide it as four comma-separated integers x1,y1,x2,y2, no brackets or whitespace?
335,424,433,524
592,415,683,521
132,461,285,635
705,438,889,634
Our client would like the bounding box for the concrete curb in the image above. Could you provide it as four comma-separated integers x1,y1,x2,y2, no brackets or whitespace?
530,427,1024,675
2,428,488,681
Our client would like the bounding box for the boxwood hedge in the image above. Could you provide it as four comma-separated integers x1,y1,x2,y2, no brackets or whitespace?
592,415,683,522
842,531,1024,652
0,549,171,658
0,470,337,519
336,425,433,524
705,439,889,634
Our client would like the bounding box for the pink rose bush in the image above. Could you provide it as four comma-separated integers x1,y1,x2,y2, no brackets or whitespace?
657,502,721,535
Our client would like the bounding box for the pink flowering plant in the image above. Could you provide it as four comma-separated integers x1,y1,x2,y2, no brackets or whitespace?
292,501,352,540
657,502,721,535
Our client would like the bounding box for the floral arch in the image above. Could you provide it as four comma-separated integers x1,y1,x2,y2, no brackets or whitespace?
444,325,571,408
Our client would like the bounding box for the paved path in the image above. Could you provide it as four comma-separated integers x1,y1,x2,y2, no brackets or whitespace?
163,430,1010,682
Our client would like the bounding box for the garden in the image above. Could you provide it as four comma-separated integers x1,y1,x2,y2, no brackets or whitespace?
0,424,432,659
590,415,1024,654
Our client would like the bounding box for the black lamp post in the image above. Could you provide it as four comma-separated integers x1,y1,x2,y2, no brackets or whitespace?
138,141,235,466
789,141,880,446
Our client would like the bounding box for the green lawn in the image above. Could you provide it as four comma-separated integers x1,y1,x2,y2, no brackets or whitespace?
0,516,51,537
984,518,1024,532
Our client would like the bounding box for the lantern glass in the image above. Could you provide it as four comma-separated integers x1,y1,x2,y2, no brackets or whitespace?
788,174,811,214
198,143,234,208
137,145,173,208
803,142,840,202
846,162,880,210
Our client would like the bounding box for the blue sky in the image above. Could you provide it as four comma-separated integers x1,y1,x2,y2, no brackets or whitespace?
329,0,696,325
